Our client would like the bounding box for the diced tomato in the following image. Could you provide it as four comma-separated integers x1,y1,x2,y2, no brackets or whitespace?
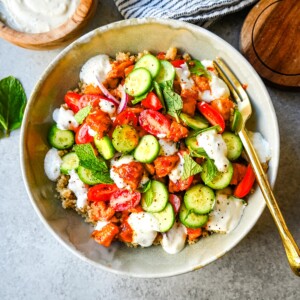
197,101,225,133
186,228,202,241
119,220,134,243
211,97,235,121
85,108,112,137
234,164,256,198
92,223,119,247
113,110,138,127
87,184,118,202
141,92,163,111
88,201,115,222
167,121,189,142
139,109,171,137
75,123,94,144
230,163,247,185
156,52,166,60
153,155,180,178
171,59,186,68
169,176,194,193
64,92,82,113
110,189,141,212
169,194,181,214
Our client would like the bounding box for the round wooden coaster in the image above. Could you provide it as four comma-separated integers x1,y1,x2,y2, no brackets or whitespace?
240,0,300,88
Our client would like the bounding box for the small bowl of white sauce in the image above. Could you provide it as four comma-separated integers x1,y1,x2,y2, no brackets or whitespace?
0,0,97,50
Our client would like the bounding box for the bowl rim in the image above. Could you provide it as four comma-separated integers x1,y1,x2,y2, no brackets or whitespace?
20,17,280,278
0,0,97,50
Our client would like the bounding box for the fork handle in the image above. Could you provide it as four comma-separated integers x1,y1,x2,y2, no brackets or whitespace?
239,127,300,276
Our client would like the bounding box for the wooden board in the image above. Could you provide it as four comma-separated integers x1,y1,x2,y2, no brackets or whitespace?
240,0,300,88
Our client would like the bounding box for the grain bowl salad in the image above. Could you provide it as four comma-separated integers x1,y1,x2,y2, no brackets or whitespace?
44,47,271,254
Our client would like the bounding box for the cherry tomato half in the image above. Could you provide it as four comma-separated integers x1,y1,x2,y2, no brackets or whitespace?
64,92,82,113
171,59,186,68
75,123,94,144
87,184,118,202
110,189,141,212
113,110,138,127
139,109,171,137
234,164,256,198
197,101,225,133
141,92,163,111
169,194,182,214
169,176,194,193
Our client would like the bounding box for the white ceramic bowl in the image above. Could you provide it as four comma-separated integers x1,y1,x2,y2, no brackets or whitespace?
20,18,279,278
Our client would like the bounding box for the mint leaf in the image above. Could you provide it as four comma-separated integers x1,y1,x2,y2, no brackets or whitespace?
153,81,166,111
140,180,152,193
205,157,218,182
182,153,202,180
131,92,148,105
144,186,154,207
91,169,114,184
0,76,26,137
188,60,211,79
74,105,91,124
74,143,108,172
189,125,221,138
160,80,183,122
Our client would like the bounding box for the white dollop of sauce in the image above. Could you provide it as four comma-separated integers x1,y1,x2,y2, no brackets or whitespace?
110,155,134,189
248,131,271,163
158,139,178,156
67,170,88,210
175,62,195,90
206,192,246,233
169,153,184,183
87,126,97,137
94,221,109,231
99,99,116,117
161,222,187,254
127,212,159,247
156,133,167,139
0,0,80,33
80,55,112,86
44,148,62,181
53,107,78,130
196,129,229,172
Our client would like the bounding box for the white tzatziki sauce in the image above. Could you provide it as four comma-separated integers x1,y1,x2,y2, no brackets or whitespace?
169,153,184,183
248,131,271,163
67,170,88,210
99,99,116,117
175,62,195,90
158,139,178,156
44,148,62,181
196,129,229,172
80,55,112,86
94,221,109,231
53,107,78,130
0,0,80,33
161,222,187,254
110,155,134,189
206,192,246,233
127,212,160,247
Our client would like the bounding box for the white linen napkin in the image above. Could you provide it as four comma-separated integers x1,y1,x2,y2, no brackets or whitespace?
114,0,257,27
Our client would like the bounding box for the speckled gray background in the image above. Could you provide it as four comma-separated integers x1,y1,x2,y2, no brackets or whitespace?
0,1,299,299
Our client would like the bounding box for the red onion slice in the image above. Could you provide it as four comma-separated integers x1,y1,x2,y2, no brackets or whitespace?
95,75,120,105
117,85,129,114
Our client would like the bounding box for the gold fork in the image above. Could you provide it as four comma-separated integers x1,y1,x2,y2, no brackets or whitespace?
213,58,300,276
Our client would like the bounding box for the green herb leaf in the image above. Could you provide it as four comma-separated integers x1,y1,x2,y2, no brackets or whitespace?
131,92,148,105
188,60,211,79
90,169,114,184
74,105,91,124
182,153,202,180
160,80,183,122
140,180,152,193
144,186,154,207
153,81,166,111
205,157,218,182
0,76,26,137
74,143,108,172
188,125,221,138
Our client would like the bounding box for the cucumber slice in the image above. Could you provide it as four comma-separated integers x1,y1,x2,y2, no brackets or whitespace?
141,180,169,212
94,135,115,160
134,135,160,163
60,152,79,174
155,60,175,83
180,113,209,130
184,184,215,214
179,203,208,229
48,125,74,150
135,54,161,78
125,68,152,97
222,132,243,161
185,135,206,156
77,166,107,185
152,203,175,232
112,125,139,153
201,160,233,190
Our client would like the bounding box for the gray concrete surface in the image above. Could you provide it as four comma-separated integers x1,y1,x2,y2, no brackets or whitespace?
0,1,299,299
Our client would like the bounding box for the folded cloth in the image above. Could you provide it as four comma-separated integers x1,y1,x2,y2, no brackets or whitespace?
114,0,257,27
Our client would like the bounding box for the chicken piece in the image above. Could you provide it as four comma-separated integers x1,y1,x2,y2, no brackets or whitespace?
107,60,134,79
154,155,180,178
192,74,210,92
92,223,119,247
88,201,116,222
167,121,189,142
211,97,235,121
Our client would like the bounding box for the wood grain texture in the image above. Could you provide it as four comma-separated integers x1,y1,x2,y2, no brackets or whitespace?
0,0,97,50
240,0,300,88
